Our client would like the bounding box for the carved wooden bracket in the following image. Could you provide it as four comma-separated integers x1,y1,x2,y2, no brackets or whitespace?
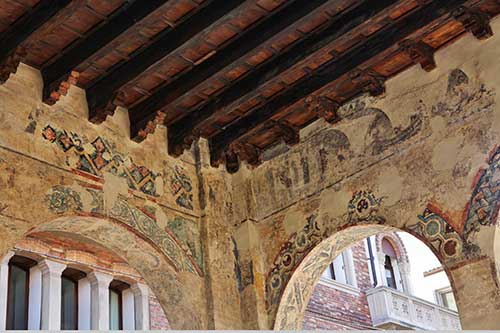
89,90,127,124
224,147,240,174
223,141,261,173
399,40,436,72
168,127,201,157
452,6,493,40
0,47,27,84
43,71,80,105
271,120,300,145
349,69,386,97
133,111,167,145
304,95,339,123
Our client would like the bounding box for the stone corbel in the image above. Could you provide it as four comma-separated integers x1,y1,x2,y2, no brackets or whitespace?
399,39,436,72
452,6,493,40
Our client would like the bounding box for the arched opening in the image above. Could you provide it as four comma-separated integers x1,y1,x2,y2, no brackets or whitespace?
273,225,462,330
0,215,204,330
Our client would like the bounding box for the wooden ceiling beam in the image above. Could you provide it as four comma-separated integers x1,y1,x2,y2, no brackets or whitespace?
165,0,399,156
129,0,332,142
41,0,172,106
0,0,71,84
86,0,246,124
208,0,472,169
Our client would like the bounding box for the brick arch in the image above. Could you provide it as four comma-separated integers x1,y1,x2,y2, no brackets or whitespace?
18,215,206,330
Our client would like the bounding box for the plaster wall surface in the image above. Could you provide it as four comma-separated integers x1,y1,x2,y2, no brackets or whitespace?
1,14,500,330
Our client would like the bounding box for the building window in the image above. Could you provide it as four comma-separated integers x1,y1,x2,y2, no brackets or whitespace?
6,256,36,330
61,268,84,330
437,288,458,311
7,264,29,330
321,250,356,287
109,280,129,330
384,255,397,289
61,277,77,330
381,238,404,291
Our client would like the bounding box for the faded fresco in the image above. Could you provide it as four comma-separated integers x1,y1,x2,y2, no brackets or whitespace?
1,14,500,332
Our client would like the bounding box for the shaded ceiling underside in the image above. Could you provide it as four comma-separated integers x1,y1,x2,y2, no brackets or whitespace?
1,0,499,172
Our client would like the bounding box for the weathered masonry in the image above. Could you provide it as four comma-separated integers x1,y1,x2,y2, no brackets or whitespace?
1,0,500,329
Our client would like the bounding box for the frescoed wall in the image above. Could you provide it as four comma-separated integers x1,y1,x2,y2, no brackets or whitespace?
1,14,500,332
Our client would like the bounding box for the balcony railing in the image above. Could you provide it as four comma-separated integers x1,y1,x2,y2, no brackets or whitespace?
366,286,461,330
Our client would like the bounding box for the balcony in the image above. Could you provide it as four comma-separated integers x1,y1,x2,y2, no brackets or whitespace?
366,286,461,330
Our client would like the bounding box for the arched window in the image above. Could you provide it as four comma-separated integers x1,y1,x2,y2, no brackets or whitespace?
384,255,397,289
381,238,403,291
6,256,36,330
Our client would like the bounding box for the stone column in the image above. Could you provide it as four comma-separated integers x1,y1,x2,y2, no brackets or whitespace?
78,277,91,330
122,288,135,330
88,271,113,330
39,259,67,330
28,265,42,329
131,283,149,330
0,251,14,330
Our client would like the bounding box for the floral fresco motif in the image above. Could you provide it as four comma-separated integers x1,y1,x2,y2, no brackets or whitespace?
42,125,161,197
266,215,329,311
169,165,194,210
45,186,83,214
347,190,385,224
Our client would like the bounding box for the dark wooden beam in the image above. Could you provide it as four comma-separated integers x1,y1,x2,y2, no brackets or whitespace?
208,0,471,168
165,0,399,156
86,0,246,123
41,0,172,105
129,0,332,141
0,0,71,84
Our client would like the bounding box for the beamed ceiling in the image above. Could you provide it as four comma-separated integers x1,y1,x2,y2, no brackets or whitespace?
1,0,499,172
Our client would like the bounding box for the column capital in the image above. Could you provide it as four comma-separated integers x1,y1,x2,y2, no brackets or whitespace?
38,259,66,275
39,259,65,330
131,282,149,296
0,251,15,265
88,271,113,288
131,282,150,330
